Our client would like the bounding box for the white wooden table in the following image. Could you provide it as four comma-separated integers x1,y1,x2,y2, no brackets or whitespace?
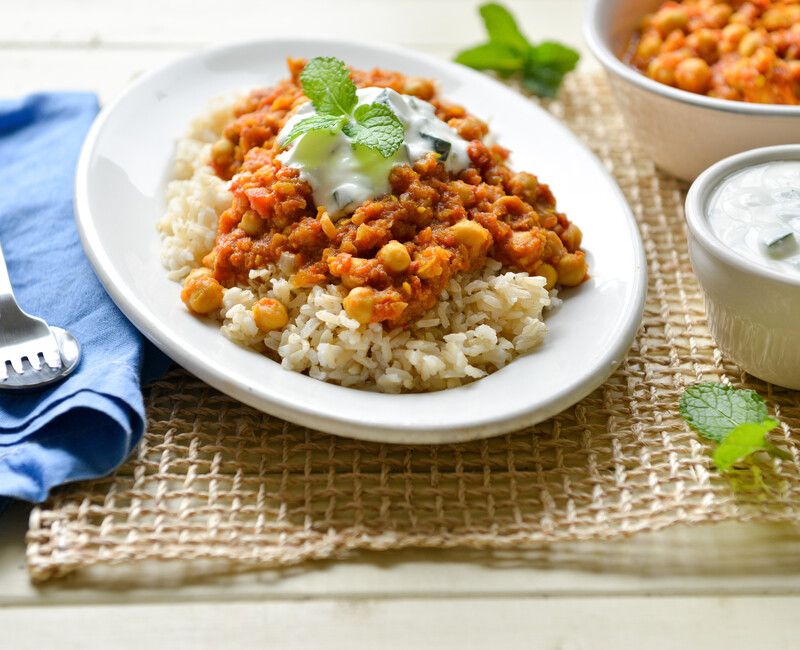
4,1,800,647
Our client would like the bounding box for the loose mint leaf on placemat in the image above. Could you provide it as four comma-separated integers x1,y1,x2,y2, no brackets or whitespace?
455,43,526,75
478,2,529,53
713,419,778,471
680,383,768,442
343,103,405,158
523,42,581,98
300,56,357,116
280,114,347,145
454,3,579,97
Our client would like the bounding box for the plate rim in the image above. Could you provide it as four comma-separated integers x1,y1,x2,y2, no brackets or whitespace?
74,36,648,444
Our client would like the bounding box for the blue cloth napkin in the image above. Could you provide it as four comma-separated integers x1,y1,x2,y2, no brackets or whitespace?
0,93,170,504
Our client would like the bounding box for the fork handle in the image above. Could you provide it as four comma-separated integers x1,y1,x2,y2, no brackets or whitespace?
0,241,14,300
0,240,26,320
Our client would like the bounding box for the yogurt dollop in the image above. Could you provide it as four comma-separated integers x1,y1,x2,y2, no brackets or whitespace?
708,160,800,277
277,87,471,218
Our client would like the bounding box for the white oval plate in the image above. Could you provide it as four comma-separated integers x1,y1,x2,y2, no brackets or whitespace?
75,38,647,444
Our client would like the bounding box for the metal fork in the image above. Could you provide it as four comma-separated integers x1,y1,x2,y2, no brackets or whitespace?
0,241,80,390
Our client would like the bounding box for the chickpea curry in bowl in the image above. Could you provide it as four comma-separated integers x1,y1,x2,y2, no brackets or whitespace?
159,56,589,393
626,0,800,104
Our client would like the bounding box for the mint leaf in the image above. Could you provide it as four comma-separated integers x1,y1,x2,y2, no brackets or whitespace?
280,114,347,145
342,103,405,158
713,419,778,471
522,42,581,98
281,57,407,158
479,3,529,53
454,3,579,98
679,383,768,442
300,57,357,116
455,43,525,76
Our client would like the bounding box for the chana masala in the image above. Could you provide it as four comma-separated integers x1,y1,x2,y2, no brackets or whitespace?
627,0,800,104
180,59,587,332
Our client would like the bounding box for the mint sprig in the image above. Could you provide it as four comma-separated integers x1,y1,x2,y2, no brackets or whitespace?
282,114,348,146
299,57,357,116
342,104,405,157
454,3,580,98
680,383,784,472
280,56,405,158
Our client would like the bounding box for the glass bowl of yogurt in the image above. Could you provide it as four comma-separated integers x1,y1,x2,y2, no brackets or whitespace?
686,145,800,389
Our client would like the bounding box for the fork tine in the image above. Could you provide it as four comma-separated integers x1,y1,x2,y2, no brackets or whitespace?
43,348,62,370
27,353,42,371
9,356,24,375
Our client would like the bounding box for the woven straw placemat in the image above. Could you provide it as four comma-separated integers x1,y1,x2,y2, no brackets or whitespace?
26,73,800,582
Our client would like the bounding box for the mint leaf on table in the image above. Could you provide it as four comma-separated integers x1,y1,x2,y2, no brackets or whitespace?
454,42,525,76
299,56,357,116
280,56,405,158
679,382,786,472
280,114,348,146
342,103,405,158
679,383,768,442
713,419,779,472
454,2,580,97
478,2,530,53
522,42,581,98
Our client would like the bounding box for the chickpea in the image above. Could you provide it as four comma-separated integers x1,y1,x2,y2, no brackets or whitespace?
403,77,435,100
675,57,712,94
636,30,663,61
252,298,289,332
560,223,583,253
686,28,719,63
750,45,776,75
738,30,766,57
762,6,800,32
343,287,376,325
557,252,588,287
704,3,733,29
449,116,487,141
355,223,383,250
652,6,688,37
731,3,758,25
239,210,263,236
662,30,687,53
720,23,749,53
536,263,558,290
544,230,566,259
377,241,411,273
508,172,540,204
648,55,677,86
451,180,476,206
211,138,233,158
181,275,224,315
450,220,491,257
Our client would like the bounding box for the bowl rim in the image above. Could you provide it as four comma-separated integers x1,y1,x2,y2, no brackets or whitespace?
685,144,800,289
582,0,800,117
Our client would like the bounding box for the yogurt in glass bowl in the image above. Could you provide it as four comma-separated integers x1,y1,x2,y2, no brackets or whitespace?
686,145,800,389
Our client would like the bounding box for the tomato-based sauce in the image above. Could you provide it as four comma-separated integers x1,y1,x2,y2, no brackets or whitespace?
193,59,587,328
